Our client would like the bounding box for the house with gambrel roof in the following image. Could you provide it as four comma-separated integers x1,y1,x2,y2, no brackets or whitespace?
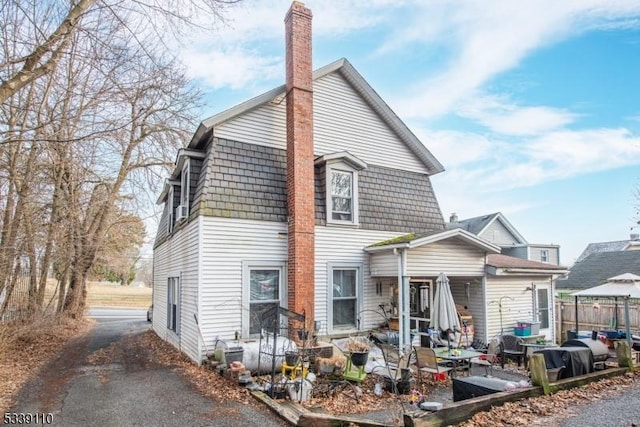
151,2,567,363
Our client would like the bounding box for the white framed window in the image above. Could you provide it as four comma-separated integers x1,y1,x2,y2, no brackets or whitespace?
540,249,549,263
242,262,286,337
167,276,180,334
327,262,363,332
326,165,359,225
167,187,174,234
180,158,190,217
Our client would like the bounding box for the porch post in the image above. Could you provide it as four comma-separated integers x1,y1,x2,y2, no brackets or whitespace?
401,250,410,352
395,248,404,352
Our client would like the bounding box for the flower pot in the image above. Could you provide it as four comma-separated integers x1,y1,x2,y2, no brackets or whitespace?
285,351,299,366
350,351,369,367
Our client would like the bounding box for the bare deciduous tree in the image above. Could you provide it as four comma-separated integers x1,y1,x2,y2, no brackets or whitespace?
0,0,239,320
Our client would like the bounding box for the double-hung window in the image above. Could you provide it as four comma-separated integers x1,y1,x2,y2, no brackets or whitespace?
167,276,180,334
179,159,190,219
167,187,174,234
243,262,286,337
330,169,354,222
328,263,363,332
318,152,366,226
540,249,549,263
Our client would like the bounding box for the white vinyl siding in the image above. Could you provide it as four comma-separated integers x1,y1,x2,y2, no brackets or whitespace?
215,72,429,174
484,276,555,341
152,219,200,362
529,246,559,265
449,279,486,344
406,239,486,276
370,252,398,277
315,227,400,335
479,221,520,246
200,217,288,353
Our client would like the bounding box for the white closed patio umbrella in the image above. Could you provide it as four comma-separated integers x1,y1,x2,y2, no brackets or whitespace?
430,272,461,348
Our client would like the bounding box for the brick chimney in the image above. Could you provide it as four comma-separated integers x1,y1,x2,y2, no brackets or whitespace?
285,2,314,334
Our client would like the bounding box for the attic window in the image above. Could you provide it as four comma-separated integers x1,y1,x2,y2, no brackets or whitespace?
316,151,367,227
330,169,353,221
178,159,190,221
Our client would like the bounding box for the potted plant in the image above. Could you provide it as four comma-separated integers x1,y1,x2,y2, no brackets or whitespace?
346,337,370,367
285,350,300,366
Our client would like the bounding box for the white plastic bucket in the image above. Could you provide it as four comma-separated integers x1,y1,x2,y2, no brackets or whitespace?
288,379,312,402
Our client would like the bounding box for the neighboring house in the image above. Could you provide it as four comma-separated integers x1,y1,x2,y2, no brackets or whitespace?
556,251,640,295
574,234,640,263
448,212,560,265
151,3,566,364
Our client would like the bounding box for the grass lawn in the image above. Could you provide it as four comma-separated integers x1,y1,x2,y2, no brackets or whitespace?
86,282,152,308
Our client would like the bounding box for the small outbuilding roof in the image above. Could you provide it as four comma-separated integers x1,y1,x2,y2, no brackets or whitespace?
571,273,640,299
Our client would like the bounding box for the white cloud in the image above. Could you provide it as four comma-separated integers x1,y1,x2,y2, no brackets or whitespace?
182,47,282,90
412,127,495,167
435,127,640,192
457,94,579,136
177,0,400,92
389,0,640,120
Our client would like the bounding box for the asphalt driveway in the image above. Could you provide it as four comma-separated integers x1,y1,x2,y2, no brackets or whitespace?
9,308,287,427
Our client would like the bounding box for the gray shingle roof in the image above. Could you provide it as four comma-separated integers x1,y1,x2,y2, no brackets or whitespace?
575,240,631,263
556,251,640,290
448,213,500,235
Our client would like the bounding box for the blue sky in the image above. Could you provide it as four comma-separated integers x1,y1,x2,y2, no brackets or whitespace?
175,0,640,265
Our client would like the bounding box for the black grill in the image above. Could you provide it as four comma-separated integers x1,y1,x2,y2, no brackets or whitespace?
561,338,609,362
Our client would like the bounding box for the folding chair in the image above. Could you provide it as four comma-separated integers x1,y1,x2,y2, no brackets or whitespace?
470,339,502,376
413,346,453,386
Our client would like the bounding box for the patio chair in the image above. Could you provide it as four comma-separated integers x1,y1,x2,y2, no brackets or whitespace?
500,334,525,368
413,346,453,386
375,343,410,378
470,339,502,376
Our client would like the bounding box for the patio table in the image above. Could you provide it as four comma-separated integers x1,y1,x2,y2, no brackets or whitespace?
434,347,484,377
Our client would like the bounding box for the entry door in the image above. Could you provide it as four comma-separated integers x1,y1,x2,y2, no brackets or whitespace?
534,284,552,339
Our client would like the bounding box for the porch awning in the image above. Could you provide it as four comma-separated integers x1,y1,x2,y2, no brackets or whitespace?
364,228,501,254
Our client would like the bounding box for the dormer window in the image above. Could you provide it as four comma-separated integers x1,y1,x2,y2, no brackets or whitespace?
178,158,190,220
167,186,174,234
330,169,354,222
316,151,367,226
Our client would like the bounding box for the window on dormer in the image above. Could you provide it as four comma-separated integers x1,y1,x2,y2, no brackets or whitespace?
331,169,353,221
180,159,190,218
317,151,366,227
167,186,174,234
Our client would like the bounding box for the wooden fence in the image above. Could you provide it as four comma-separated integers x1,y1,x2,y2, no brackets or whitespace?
556,297,640,341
